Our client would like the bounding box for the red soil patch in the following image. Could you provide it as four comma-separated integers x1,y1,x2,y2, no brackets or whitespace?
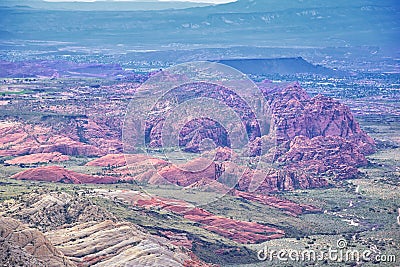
5,152,69,165
11,166,117,184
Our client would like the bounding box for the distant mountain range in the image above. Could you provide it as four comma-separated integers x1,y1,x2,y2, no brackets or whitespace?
0,0,399,71
1,0,398,50
0,0,212,11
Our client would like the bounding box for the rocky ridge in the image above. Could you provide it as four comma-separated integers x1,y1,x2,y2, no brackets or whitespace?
0,216,75,267
0,192,116,232
95,189,285,244
45,220,209,267
0,192,213,267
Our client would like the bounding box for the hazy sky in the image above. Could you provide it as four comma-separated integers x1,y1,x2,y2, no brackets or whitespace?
44,0,236,3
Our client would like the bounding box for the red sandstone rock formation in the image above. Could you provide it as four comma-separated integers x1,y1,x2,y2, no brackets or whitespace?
144,82,261,151
5,152,69,165
85,153,167,168
246,83,376,181
279,135,368,179
154,158,217,186
160,230,193,249
259,82,375,153
0,122,101,157
185,178,232,193
0,117,122,158
142,82,375,189
86,153,128,167
11,166,117,184
236,166,329,193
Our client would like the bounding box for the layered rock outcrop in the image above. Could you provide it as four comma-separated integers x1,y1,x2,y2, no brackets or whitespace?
140,82,375,191
144,82,260,151
46,220,209,267
0,216,75,267
4,82,377,204
0,193,213,267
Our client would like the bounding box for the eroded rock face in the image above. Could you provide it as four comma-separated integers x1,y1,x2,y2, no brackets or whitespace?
185,178,232,193
0,216,75,267
85,153,128,167
144,82,261,151
0,118,122,158
203,146,238,162
178,118,231,153
85,153,167,169
279,135,367,179
28,136,102,157
11,166,118,184
0,237,46,267
245,83,376,183
236,165,329,193
45,220,209,267
184,209,284,243
4,82,377,198
156,158,217,186
261,83,375,154
160,230,193,249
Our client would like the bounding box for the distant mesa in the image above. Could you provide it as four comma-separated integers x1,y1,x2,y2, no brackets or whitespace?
1,0,397,49
214,57,346,76
0,0,210,11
